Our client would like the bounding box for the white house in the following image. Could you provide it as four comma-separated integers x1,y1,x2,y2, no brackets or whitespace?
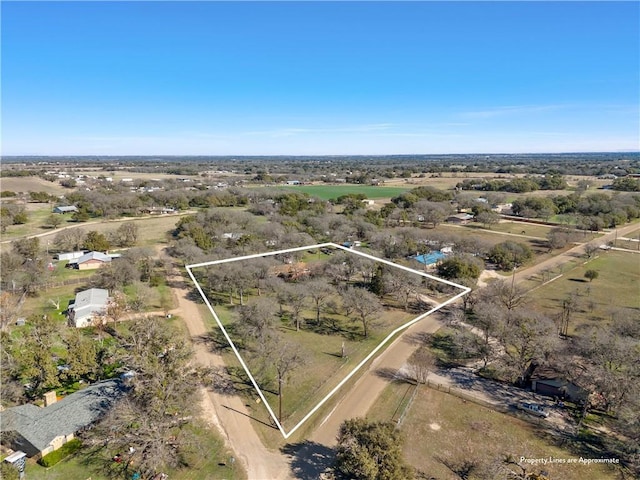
67,288,110,328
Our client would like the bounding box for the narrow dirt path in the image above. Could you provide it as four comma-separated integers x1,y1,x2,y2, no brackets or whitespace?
159,247,291,480
511,222,640,285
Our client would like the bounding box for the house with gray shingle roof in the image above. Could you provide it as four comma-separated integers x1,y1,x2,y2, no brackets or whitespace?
0,379,126,457
67,288,110,328
67,251,112,270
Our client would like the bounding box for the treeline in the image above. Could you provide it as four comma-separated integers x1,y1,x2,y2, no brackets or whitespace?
456,174,567,193
512,192,640,228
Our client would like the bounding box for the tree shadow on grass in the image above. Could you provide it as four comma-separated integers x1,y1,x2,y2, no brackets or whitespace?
403,331,433,347
303,316,362,341
375,367,411,383
281,441,335,480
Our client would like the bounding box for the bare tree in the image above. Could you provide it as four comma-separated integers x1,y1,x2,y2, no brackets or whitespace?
304,279,335,324
283,283,307,332
500,311,557,386
406,347,436,384
340,287,383,338
236,297,278,345
88,316,203,478
53,227,86,252
268,338,305,421
0,292,20,331
481,279,529,319
384,269,421,311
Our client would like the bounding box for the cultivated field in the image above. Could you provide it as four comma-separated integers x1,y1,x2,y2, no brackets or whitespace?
279,184,411,200
0,176,69,195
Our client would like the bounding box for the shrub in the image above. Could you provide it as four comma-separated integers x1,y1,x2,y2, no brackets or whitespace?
38,438,82,467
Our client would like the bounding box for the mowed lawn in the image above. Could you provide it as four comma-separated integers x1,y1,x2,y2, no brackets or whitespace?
280,184,411,200
368,383,621,480
528,250,640,333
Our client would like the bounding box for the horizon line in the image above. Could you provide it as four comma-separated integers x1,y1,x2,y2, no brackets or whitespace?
3,150,639,159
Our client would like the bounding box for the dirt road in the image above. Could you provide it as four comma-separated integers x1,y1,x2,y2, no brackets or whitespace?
161,248,292,480
310,313,444,446
511,223,640,285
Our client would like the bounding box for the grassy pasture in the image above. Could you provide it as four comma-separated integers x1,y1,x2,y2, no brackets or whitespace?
367,383,620,480
1,211,185,253
526,250,640,333
74,215,182,246
0,203,66,241
280,184,411,200
614,226,640,250
465,221,553,239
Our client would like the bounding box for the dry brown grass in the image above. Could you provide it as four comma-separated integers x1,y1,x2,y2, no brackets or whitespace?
1,177,68,195
368,384,622,479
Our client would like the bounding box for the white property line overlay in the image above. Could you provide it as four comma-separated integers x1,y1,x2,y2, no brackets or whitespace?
186,242,470,439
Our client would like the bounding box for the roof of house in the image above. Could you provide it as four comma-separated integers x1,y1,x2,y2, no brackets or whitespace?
70,288,109,323
447,213,474,221
0,379,126,453
78,251,112,263
53,205,78,212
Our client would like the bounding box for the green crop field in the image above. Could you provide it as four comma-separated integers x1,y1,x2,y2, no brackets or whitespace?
368,383,621,480
280,184,411,200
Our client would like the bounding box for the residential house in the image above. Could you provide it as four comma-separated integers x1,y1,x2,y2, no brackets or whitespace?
52,206,78,214
446,213,474,224
0,379,126,458
67,288,109,328
67,251,112,270
531,378,588,402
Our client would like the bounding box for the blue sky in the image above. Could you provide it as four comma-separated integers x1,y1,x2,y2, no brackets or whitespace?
2,1,639,155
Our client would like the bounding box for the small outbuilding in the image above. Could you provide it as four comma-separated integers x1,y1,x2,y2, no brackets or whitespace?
52,206,78,214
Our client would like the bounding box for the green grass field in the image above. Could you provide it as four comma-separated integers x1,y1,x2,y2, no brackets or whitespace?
368,383,621,480
527,250,640,333
280,184,411,200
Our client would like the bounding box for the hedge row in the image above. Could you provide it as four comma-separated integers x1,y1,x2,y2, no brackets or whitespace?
38,438,82,467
